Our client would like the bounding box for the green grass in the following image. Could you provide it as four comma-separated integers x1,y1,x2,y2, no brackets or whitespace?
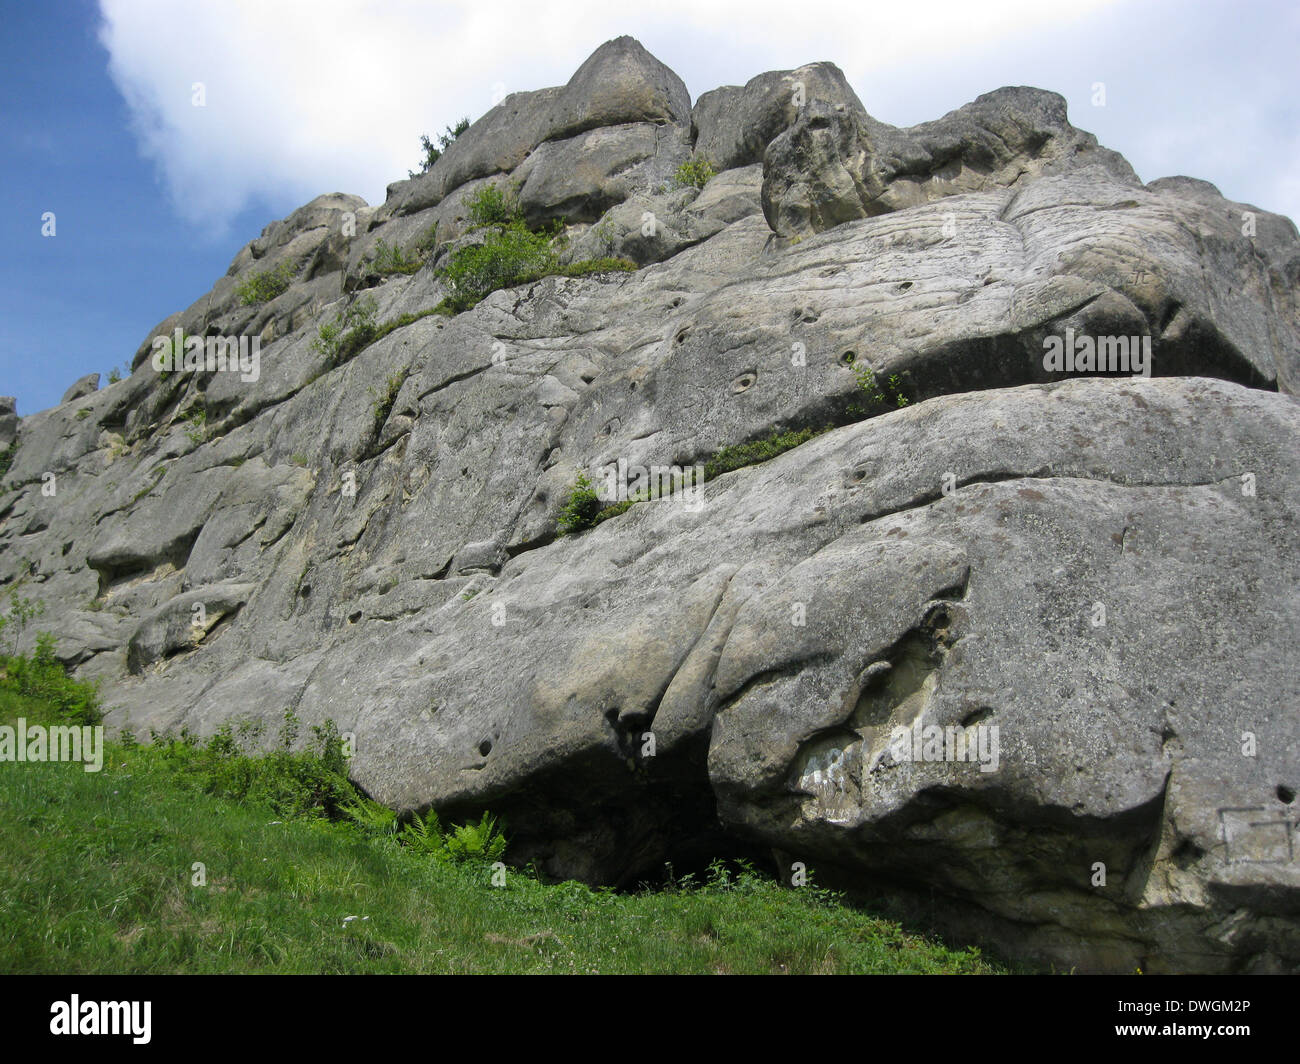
365,238,424,277
0,662,1000,975
310,301,451,377
702,427,823,480
235,261,296,306
435,185,637,314
368,368,408,433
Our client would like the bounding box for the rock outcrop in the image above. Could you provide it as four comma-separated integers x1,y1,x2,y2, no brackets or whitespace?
2,36,1297,973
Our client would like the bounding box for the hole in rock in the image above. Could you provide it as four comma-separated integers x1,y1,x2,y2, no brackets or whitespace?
478,739,492,757
1278,785,1296,805
1171,837,1205,868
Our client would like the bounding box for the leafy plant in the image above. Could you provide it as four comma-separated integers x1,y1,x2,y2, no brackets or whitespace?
436,185,636,314
674,155,718,189
341,795,400,837
311,297,379,367
444,812,507,863
107,364,125,384
399,809,446,856
0,631,100,725
466,183,517,228
592,216,618,256
235,260,297,306
0,591,46,656
157,712,356,821
409,117,471,177
557,472,602,534
368,369,408,432
183,404,207,445
850,358,911,411
0,442,14,481
437,222,554,313
365,238,423,277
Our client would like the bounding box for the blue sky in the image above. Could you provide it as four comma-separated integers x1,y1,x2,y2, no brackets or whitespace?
3,0,1297,415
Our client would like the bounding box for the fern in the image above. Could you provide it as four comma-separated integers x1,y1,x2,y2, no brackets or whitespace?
445,812,507,863
399,809,448,857
341,796,399,837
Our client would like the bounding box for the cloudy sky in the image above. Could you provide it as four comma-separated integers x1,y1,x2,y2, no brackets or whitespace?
4,0,1297,413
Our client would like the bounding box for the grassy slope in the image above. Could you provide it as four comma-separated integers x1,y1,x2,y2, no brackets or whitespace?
0,689,1002,975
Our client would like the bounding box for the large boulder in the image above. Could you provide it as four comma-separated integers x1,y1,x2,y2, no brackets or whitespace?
60,373,99,404
693,62,864,171
5,37,1298,973
762,86,1140,238
383,36,692,220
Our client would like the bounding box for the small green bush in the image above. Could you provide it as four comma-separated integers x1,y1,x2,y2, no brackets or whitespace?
0,632,101,726
368,368,408,432
366,238,423,277
311,297,379,366
466,183,517,228
235,261,296,306
850,359,911,411
557,472,603,534
183,404,207,445
437,221,558,313
434,184,636,314
409,117,470,177
674,156,718,189
152,712,355,821
0,590,45,656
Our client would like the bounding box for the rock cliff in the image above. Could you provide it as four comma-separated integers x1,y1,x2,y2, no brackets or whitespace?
3,36,1297,972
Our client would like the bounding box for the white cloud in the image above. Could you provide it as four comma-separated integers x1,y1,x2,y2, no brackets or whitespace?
98,0,1125,232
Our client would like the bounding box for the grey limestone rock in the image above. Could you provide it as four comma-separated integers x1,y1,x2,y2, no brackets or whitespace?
4,36,1298,973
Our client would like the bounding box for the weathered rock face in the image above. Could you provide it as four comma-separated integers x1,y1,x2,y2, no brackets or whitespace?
2,37,1298,973
61,374,100,405
761,85,1140,239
